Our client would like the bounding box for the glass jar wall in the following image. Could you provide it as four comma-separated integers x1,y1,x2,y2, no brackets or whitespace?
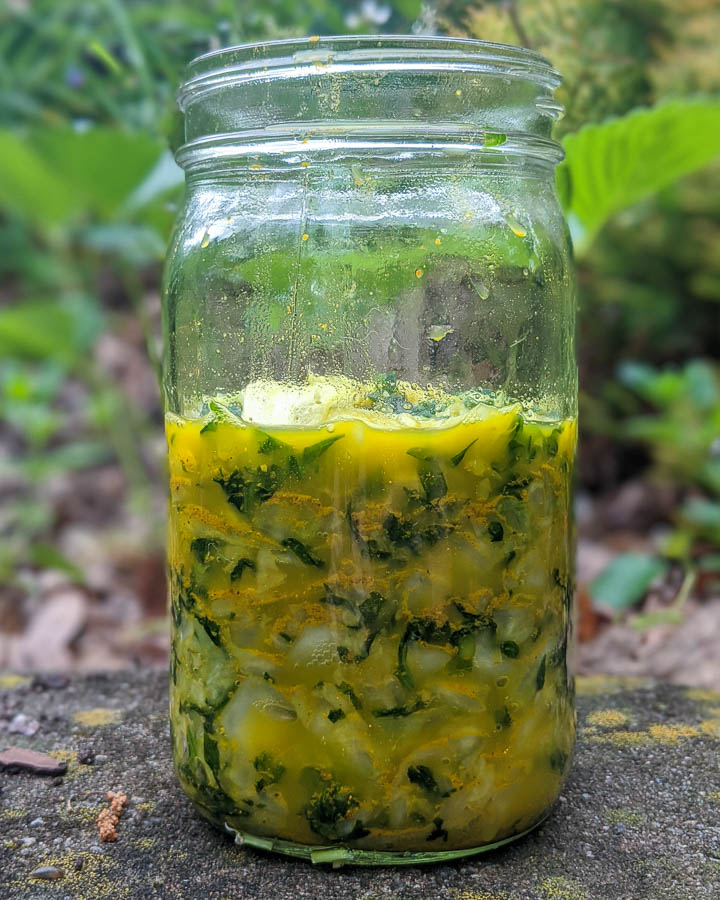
164,36,576,865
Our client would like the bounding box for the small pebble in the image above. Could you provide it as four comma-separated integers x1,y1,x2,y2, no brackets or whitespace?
613,824,627,835
30,818,44,827
74,858,84,872
8,713,40,736
30,866,64,881
32,674,70,691
77,746,95,765
0,747,67,776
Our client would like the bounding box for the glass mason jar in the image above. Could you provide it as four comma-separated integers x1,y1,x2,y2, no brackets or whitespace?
164,36,576,865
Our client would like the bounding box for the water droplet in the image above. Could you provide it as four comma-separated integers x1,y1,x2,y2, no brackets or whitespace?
428,325,454,342
326,423,335,432
507,216,527,238
472,279,490,301
301,233,309,242
455,89,462,96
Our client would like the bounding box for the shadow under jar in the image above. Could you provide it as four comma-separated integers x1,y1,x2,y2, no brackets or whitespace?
164,36,577,866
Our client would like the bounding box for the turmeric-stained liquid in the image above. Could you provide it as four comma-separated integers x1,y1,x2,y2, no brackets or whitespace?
168,380,575,852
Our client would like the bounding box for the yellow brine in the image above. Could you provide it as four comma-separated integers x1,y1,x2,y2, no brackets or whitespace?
167,377,576,854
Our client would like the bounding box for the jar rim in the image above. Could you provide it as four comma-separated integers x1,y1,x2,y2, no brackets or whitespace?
178,34,561,110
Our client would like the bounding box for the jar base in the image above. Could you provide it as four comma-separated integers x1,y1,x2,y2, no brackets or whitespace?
196,807,551,867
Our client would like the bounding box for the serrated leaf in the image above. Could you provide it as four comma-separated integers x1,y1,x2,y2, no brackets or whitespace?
589,552,669,612
558,99,720,252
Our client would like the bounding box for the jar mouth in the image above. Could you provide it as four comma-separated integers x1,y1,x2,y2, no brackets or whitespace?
178,34,562,110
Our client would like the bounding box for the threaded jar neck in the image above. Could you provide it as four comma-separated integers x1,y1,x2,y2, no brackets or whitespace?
176,35,563,169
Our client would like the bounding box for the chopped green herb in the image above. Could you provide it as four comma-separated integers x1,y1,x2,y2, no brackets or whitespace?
396,618,453,689
336,682,362,710
488,521,504,542
450,439,477,467
195,614,223,648
230,558,256,582
535,655,546,691
303,783,359,841
372,699,428,718
407,765,440,794
500,640,520,658
426,818,448,842
280,538,324,568
190,538,223,565
257,432,290,454
327,708,345,723
417,459,448,503
549,749,568,772
204,731,220,772
253,751,286,792
302,434,344,464
495,706,512,728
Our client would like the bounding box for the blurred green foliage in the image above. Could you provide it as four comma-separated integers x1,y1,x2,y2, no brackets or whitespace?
0,0,719,594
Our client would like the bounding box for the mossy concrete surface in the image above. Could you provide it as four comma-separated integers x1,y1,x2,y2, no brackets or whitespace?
1,672,719,900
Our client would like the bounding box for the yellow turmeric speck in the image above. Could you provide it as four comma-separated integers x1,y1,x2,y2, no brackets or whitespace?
200,232,210,249
302,233,309,241
415,268,424,279
435,237,442,246
249,164,262,170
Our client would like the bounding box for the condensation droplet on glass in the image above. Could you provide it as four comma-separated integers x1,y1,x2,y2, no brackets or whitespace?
507,216,527,238
428,325,454,342
473,279,490,301
326,423,335,432
301,233,309,241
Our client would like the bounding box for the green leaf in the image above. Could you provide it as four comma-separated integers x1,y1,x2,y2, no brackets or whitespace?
589,552,669,612
558,99,720,252
0,297,103,366
0,132,77,226
302,434,344,464
0,127,167,229
28,543,84,582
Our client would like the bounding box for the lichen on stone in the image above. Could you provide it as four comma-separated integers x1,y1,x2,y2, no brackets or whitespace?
73,708,123,727
538,875,588,899
585,709,630,729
